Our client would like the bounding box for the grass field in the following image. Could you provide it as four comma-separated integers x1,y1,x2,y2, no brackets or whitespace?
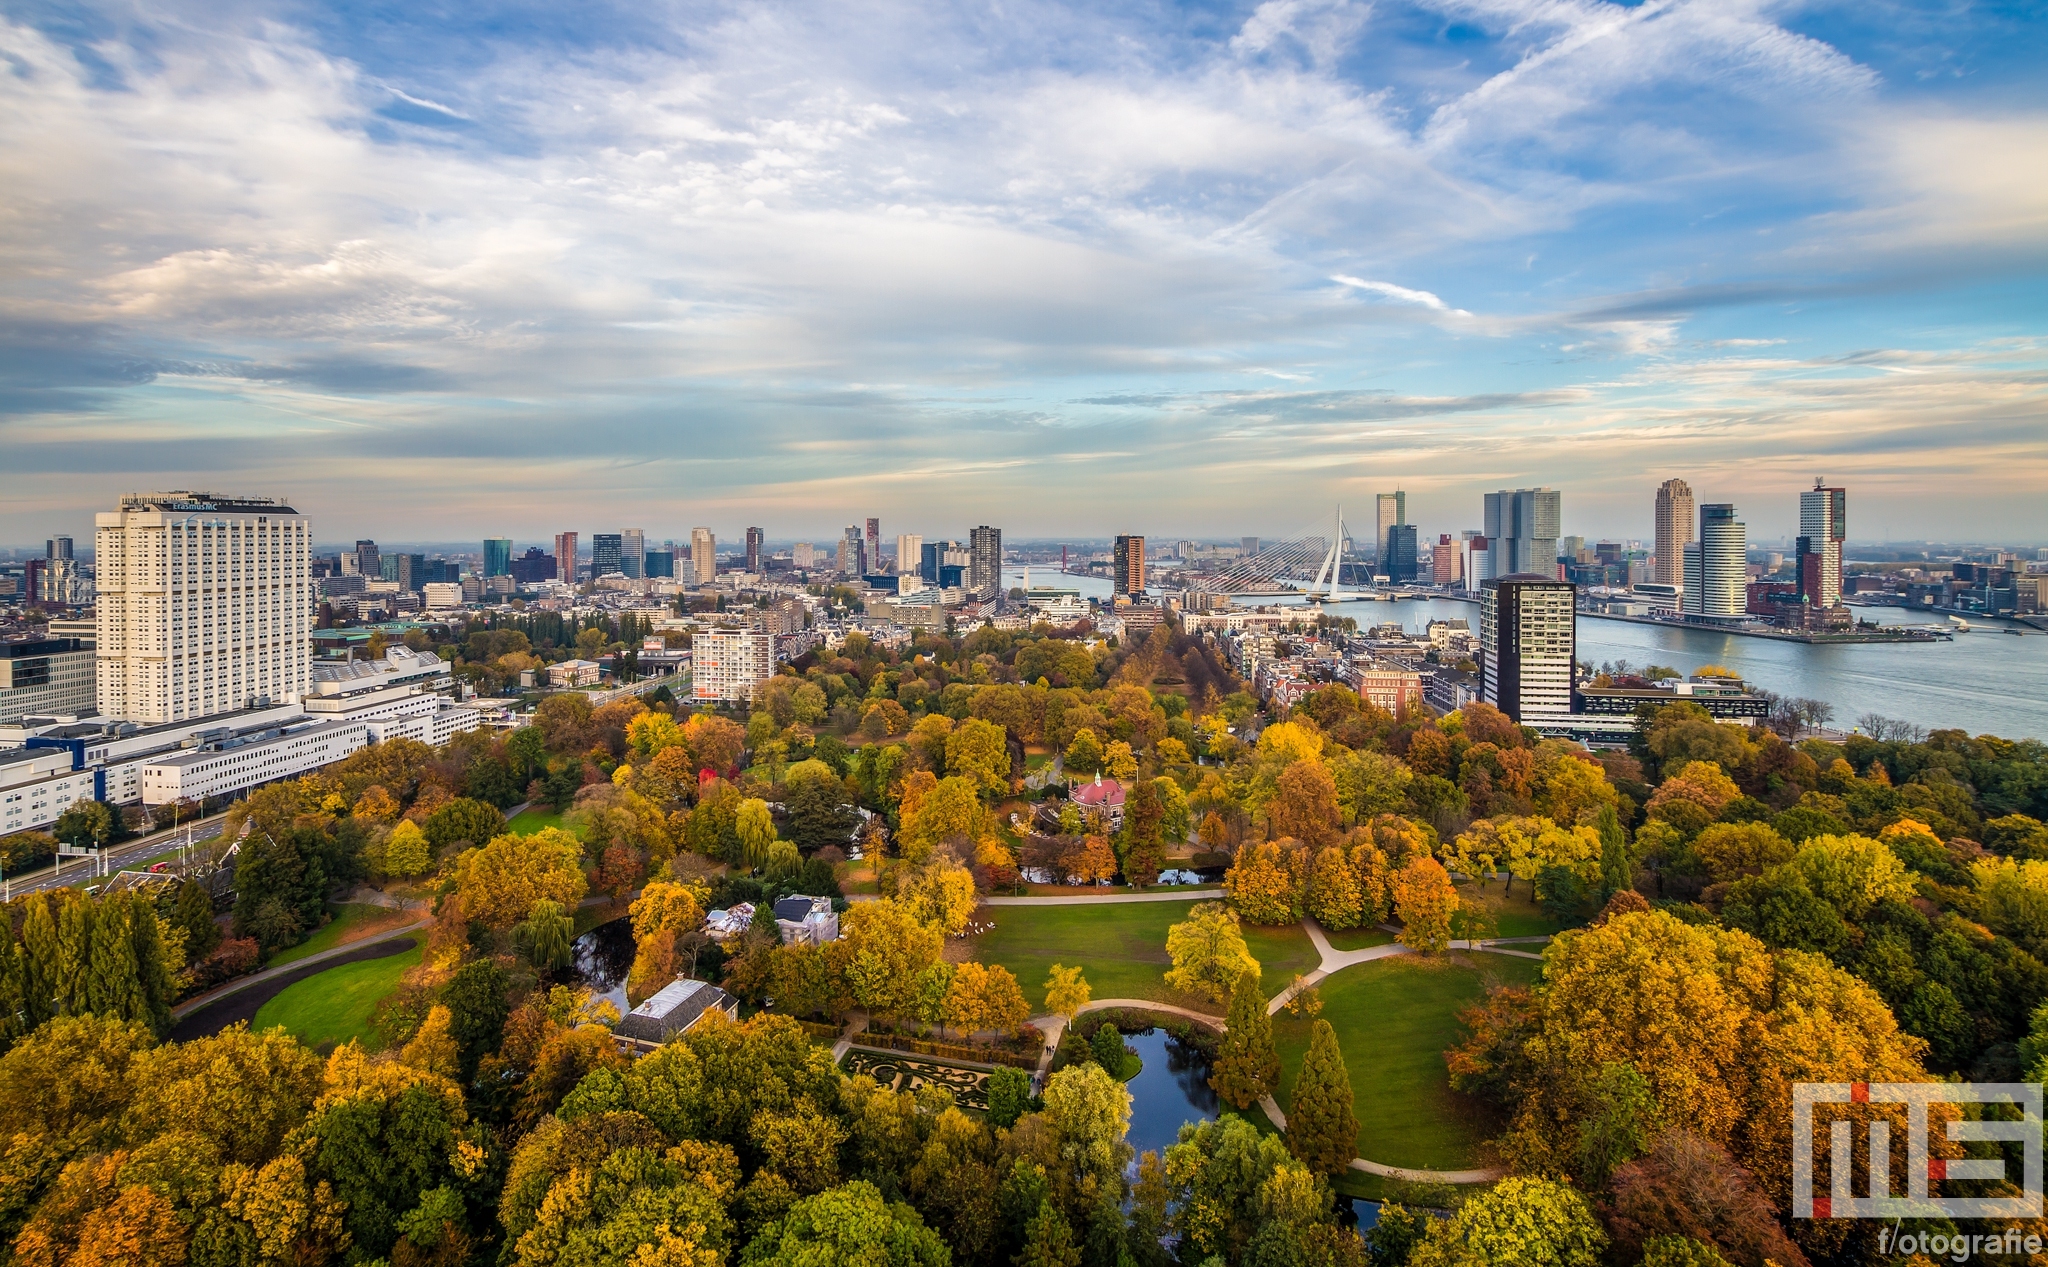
971,902,1318,1013
266,904,411,967
254,944,421,1052
507,808,574,837
1322,925,1398,952
1273,950,1541,1171
1458,887,1574,939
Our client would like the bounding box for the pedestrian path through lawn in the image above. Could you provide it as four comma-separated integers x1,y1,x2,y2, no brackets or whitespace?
971,901,1320,1012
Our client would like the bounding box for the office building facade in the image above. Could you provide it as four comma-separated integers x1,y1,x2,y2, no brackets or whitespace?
896,533,921,578
621,529,645,579
96,492,312,725
1385,524,1420,583
865,519,881,577
1653,479,1694,587
483,537,513,578
745,527,764,574
0,636,96,725
593,533,624,579
554,531,578,586
969,525,1003,600
1376,492,1405,564
1480,574,1576,722
1113,535,1146,597
1682,504,1747,620
1482,488,1561,580
691,528,717,584
1432,534,1463,589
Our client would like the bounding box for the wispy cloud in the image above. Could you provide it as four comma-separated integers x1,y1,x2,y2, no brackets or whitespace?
0,0,2042,544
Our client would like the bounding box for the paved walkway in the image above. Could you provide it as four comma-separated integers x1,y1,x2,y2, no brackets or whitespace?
1255,1095,1505,1184
170,917,426,1020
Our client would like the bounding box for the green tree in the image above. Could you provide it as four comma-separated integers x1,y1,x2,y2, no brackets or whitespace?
518,899,574,971
1595,804,1630,901
1286,1019,1358,1175
1040,1062,1133,1208
173,877,222,960
384,820,432,878
1065,729,1105,776
442,957,510,1081
741,1179,950,1266
1121,779,1165,886
1164,902,1260,1004
736,798,779,871
988,1065,1034,1129
1574,1061,1659,1187
51,800,116,850
1408,1176,1606,1267
1015,1201,1081,1267
423,797,505,852
1210,970,1280,1109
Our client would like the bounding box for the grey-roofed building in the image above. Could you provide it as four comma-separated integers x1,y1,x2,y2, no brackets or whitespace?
612,978,738,1053
773,894,839,946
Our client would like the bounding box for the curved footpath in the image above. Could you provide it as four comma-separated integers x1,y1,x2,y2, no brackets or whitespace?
998,909,1552,1185
168,917,426,1039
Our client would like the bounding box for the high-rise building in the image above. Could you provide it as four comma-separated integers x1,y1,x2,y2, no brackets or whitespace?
511,547,555,583
1241,536,1260,557
593,533,624,578
380,553,426,592
46,536,73,562
483,537,513,578
692,528,717,584
1113,535,1146,597
95,492,312,724
1376,492,1406,563
644,548,675,579
839,526,864,576
1653,479,1695,588
621,529,645,579
1385,524,1420,583
1467,536,1493,586
0,634,96,725
554,532,578,586
920,541,944,584
355,539,381,579
865,519,882,574
1797,482,1846,609
1683,504,1747,620
895,533,922,579
1480,574,1576,722
745,527,764,574
1482,488,1561,579
691,628,775,703
969,525,1003,599
1432,534,1464,589
792,543,816,570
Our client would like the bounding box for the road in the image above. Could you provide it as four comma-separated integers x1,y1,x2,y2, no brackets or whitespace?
5,815,229,899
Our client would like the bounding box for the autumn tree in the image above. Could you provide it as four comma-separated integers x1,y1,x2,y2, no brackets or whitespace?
450,828,588,929
898,776,990,863
625,880,706,1005
1064,729,1105,775
944,962,1030,1039
1223,841,1301,925
1407,1176,1606,1267
1210,970,1279,1109
1045,964,1091,1020
1303,845,1363,929
1392,855,1458,952
1164,902,1260,1004
945,718,1013,796
746,1179,950,1266
1120,779,1166,886
1285,1019,1358,1175
831,900,944,1021
1268,760,1341,848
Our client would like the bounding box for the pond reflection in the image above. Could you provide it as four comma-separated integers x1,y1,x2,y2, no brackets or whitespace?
564,916,634,1015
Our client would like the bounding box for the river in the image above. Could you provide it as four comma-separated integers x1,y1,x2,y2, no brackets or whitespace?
1003,567,2048,741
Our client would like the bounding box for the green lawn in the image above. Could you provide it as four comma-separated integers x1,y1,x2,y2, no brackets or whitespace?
1322,925,1398,952
254,944,422,1052
507,808,575,837
265,904,409,968
1458,886,1575,939
1273,951,1541,1171
972,903,1317,1013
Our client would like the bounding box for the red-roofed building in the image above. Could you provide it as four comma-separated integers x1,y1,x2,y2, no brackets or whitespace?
1069,772,1126,824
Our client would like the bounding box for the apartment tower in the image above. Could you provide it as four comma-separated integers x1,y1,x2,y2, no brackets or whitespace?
553,532,577,586
1682,504,1747,619
1798,482,1846,609
1653,479,1695,588
95,492,312,724
691,528,717,585
1113,535,1146,597
745,527,765,574
969,525,1003,600
1480,574,1576,722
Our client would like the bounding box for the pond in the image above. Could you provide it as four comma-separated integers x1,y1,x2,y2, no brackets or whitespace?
565,916,635,1015
1115,1024,1380,1230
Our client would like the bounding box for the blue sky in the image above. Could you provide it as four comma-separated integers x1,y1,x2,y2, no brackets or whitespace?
2,0,2044,548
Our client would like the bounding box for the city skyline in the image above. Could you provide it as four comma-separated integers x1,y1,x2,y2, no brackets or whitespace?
2,1,2045,543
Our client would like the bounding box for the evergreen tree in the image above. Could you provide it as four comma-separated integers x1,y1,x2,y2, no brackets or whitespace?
0,935,26,1049
20,893,58,1027
85,894,142,1020
1286,1019,1359,1175
1017,1201,1081,1267
56,892,93,1013
443,958,510,1082
173,879,222,959
1210,970,1280,1109
130,899,178,1033
1596,804,1630,901
987,1065,1033,1128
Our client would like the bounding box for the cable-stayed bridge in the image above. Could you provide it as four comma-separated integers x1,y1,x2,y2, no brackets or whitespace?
1194,508,1382,600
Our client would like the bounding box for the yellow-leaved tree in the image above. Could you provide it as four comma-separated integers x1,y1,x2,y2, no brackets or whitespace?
1165,902,1260,1004
450,828,588,929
